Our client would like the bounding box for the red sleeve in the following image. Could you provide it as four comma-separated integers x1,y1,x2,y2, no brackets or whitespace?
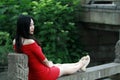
30,42,46,62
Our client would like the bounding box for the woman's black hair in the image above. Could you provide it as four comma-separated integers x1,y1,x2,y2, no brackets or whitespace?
15,15,39,53
17,15,31,38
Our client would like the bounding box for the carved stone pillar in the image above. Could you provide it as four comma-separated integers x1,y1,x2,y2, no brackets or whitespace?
8,53,28,80
114,40,120,63
110,40,120,80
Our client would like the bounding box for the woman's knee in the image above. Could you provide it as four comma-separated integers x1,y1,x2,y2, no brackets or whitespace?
58,67,67,77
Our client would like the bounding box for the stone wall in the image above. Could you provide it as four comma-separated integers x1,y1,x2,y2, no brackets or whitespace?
7,54,120,80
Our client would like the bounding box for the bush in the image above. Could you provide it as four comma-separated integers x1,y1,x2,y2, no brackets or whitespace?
0,0,88,64
0,31,12,65
30,0,87,63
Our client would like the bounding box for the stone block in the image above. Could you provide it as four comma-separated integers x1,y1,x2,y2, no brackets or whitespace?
8,53,28,80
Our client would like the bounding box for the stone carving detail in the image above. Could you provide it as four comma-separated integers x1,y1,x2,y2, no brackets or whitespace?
114,40,120,63
8,53,28,80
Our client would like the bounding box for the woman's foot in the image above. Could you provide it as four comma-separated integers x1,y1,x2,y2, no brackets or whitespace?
81,55,90,71
78,55,90,72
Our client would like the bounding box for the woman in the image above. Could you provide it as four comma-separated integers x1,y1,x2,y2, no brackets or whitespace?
13,15,90,80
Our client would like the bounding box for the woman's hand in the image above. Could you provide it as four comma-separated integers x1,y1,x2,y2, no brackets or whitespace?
43,58,54,67
48,61,54,67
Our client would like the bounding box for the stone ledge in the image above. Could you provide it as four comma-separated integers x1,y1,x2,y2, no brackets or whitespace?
58,63,120,80
81,5,117,10
8,54,120,80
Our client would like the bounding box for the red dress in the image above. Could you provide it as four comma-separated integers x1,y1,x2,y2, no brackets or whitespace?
14,42,60,80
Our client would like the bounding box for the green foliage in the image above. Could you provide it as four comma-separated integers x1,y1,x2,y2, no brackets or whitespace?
0,0,32,37
0,31,12,65
0,0,88,64
30,0,87,63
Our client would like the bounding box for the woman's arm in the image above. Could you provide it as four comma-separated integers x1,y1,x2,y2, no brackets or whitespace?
43,58,54,67
27,39,54,67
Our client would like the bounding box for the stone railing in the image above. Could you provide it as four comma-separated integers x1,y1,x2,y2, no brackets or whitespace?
8,40,120,80
58,63,120,80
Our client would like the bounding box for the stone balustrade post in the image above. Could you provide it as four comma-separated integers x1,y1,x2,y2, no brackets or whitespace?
8,53,28,80
114,40,120,63
111,40,120,80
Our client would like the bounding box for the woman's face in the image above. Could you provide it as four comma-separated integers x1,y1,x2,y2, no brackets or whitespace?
30,19,34,34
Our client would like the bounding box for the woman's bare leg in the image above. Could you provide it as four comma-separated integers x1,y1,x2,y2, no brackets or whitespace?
55,56,90,77
54,61,80,67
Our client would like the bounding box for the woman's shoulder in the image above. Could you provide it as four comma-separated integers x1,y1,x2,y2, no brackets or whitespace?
13,39,35,45
24,39,35,45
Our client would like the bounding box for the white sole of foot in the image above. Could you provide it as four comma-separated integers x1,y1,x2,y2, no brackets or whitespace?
80,55,90,72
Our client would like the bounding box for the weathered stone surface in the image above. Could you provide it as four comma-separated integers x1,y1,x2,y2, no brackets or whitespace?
80,3,120,26
58,63,120,80
114,40,120,63
8,53,28,80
